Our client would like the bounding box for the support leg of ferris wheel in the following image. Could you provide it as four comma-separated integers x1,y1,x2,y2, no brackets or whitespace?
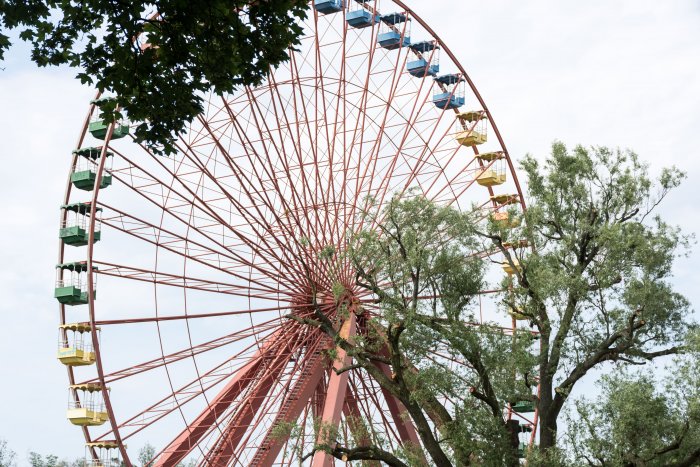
156,328,289,467
311,312,357,467
205,336,303,466
249,339,330,466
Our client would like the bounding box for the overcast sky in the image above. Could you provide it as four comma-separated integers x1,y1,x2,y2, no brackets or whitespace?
0,0,698,462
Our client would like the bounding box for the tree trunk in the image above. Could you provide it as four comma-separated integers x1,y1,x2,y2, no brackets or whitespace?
538,376,558,451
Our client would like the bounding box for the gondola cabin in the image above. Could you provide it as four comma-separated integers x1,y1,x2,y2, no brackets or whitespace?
84,441,122,467
67,383,109,426
55,261,97,306
378,13,410,50
406,41,439,77
58,323,97,366
455,110,488,146
492,211,521,228
347,1,379,28
59,202,102,246
433,74,465,109
476,169,506,187
314,0,343,14
89,97,129,140
502,258,521,275
508,307,528,321
511,400,535,413
491,194,520,206
72,147,113,191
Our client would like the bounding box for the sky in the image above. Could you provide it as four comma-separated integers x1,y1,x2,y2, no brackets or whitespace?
0,0,699,463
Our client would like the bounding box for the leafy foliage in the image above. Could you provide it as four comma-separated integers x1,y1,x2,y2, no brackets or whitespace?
0,0,308,154
138,443,156,467
294,143,693,465
493,142,693,451
566,331,700,466
27,452,81,467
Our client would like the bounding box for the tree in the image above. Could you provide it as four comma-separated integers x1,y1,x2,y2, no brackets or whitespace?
565,331,700,466
0,440,16,467
27,453,82,467
290,142,692,465
138,443,156,467
0,1,308,154
504,143,692,456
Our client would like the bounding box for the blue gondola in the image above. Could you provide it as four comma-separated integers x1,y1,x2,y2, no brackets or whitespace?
407,58,438,77
378,12,410,49
346,10,380,28
407,41,439,76
378,31,410,50
315,0,343,14
433,74,464,109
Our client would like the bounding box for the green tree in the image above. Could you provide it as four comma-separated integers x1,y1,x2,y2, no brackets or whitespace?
0,0,308,154
138,443,156,467
27,451,81,467
292,142,692,465
28,452,58,467
565,331,700,466
504,143,692,456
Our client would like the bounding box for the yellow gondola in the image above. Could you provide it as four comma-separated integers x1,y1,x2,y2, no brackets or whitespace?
67,383,109,426
57,323,98,366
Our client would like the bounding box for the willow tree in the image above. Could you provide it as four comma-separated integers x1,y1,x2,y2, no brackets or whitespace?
494,142,691,455
291,142,691,465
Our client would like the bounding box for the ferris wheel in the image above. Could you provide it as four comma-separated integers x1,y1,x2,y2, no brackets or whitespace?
55,1,537,465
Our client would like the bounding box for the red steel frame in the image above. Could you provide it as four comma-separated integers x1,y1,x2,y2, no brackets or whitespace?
57,1,536,466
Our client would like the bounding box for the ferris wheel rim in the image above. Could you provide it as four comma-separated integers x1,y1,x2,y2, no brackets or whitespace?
57,2,536,465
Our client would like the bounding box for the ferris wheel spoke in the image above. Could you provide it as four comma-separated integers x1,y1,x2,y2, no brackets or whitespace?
264,73,323,230
98,204,292,294
348,31,430,236
94,332,274,443
341,23,379,235
84,318,281,386
286,52,332,250
311,12,349,249
112,147,305,287
93,261,290,300
223,86,330,271
172,136,312,288
94,303,298,326
180,118,316,283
